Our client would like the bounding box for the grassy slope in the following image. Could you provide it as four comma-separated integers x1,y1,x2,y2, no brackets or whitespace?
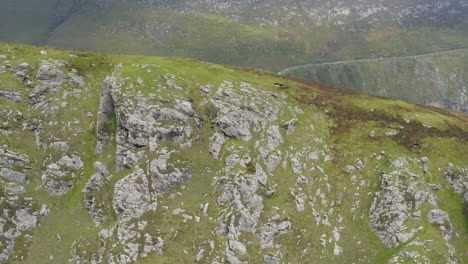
282,50,468,105
0,43,467,263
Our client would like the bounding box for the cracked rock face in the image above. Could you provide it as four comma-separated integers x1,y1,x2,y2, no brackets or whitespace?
150,150,192,193
369,158,434,248
0,182,42,261
0,148,30,184
41,155,83,195
113,169,157,222
210,81,282,141
427,209,453,240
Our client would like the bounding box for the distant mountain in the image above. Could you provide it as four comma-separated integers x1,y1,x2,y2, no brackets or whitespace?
1,0,467,68
0,43,467,264
0,0,467,107
136,0,468,30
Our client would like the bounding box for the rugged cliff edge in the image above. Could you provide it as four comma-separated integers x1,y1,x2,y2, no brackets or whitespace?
0,44,467,264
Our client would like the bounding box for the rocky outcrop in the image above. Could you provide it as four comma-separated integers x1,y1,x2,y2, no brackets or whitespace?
369,158,434,248
150,149,192,193
82,162,110,225
445,164,468,206
427,209,453,240
113,169,157,222
96,78,116,155
0,147,30,184
41,154,83,195
0,181,43,261
210,81,282,141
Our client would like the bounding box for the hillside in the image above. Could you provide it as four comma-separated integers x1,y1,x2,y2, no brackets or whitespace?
0,43,467,264
280,49,468,112
1,0,467,73
1,0,467,113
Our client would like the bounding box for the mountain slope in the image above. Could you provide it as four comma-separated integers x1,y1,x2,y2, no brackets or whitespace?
1,0,467,110
0,43,467,264
280,49,468,112
1,0,467,72
0,0,79,45
46,0,468,72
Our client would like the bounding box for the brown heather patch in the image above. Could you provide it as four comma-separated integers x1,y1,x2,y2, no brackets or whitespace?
288,80,468,151
238,67,468,151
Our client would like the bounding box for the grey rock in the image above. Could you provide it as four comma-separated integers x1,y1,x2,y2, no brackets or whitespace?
41,163,72,195
40,155,82,195
258,221,291,249
264,150,282,171
13,71,26,79
209,132,226,159
282,118,298,135
36,61,67,83
0,66,6,73
308,151,320,162
39,204,50,216
14,209,37,231
229,240,247,255
264,189,276,197
151,162,192,193
296,175,308,185
93,161,108,175
333,243,343,255
211,83,280,141
427,209,453,240
157,108,189,122
49,141,69,151
41,177,72,196
149,150,192,194
113,169,157,221
369,158,431,248
0,168,28,184
290,157,302,174
385,130,399,137
11,63,32,72
83,168,107,194
28,85,51,99
142,234,164,256
216,114,252,139
264,254,281,264
336,192,344,206
4,186,26,196
174,100,194,117
200,85,214,95
58,154,83,170
265,125,282,150
67,73,85,86
420,157,429,164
